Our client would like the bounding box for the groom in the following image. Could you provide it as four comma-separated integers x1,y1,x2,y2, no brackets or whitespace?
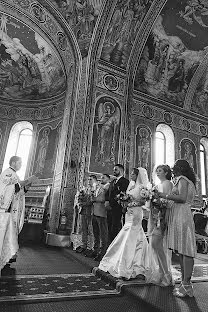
106,164,129,242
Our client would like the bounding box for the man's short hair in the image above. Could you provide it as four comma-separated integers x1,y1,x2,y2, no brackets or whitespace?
114,164,124,171
9,156,21,166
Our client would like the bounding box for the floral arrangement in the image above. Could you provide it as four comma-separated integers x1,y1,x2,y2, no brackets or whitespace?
116,186,153,213
116,191,132,213
150,188,168,233
77,189,94,213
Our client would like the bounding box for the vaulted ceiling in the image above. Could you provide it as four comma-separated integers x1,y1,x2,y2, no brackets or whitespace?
2,0,208,119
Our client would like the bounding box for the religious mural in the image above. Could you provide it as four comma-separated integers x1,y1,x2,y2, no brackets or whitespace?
101,0,152,68
50,0,102,57
191,68,208,116
34,123,62,179
134,0,208,108
180,138,197,173
89,96,121,174
0,13,66,100
135,125,151,176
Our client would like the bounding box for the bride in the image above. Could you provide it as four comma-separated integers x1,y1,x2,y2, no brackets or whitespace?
98,167,151,280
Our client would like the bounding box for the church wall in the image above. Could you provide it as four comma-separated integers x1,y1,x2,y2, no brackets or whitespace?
2,0,208,239
0,119,9,173
131,94,207,196
47,0,208,238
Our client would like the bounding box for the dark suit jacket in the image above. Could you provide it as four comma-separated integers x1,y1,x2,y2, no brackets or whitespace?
106,176,129,214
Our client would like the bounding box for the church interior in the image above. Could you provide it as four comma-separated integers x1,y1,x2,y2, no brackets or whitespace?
1,0,208,311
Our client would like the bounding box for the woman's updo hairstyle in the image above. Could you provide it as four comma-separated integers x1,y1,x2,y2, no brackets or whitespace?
156,164,172,181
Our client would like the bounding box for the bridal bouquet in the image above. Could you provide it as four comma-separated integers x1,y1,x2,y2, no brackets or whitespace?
116,186,153,212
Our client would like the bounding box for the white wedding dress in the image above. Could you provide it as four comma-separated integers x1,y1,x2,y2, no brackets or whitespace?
99,168,151,280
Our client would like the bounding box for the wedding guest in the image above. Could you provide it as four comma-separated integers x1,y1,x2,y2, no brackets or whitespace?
193,199,208,237
99,168,150,280
101,174,111,192
76,175,96,255
105,164,129,241
91,175,109,261
147,164,173,286
158,159,196,297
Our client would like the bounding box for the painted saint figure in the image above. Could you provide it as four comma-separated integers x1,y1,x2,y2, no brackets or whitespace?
183,142,194,169
168,59,185,93
137,128,150,170
95,102,120,166
35,127,50,175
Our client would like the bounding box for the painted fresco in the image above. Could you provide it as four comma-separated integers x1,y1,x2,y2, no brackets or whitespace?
101,0,152,68
180,138,197,173
191,69,208,116
34,124,61,178
134,0,208,107
135,125,151,176
50,0,102,57
89,96,121,174
0,13,66,100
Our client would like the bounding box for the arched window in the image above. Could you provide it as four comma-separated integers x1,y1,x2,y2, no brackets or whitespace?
2,122,33,180
155,131,165,165
200,143,207,197
154,124,175,184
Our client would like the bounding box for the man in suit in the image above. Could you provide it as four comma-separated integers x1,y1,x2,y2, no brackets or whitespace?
91,175,109,261
106,164,129,241
76,175,96,254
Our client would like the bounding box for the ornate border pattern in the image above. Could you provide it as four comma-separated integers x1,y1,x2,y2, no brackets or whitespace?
132,99,208,137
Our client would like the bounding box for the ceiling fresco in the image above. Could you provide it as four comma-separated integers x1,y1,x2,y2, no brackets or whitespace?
191,68,208,116
0,12,66,100
50,0,102,57
134,0,208,109
101,0,153,68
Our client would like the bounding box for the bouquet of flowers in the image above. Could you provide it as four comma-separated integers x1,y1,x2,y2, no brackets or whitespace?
77,188,93,214
116,191,132,213
116,186,153,213
150,188,168,233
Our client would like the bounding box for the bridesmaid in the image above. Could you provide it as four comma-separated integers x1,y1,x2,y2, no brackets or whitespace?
147,164,173,286
158,159,197,297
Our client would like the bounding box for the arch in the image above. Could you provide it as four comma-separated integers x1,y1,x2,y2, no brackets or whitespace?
2,121,33,180
155,123,175,167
